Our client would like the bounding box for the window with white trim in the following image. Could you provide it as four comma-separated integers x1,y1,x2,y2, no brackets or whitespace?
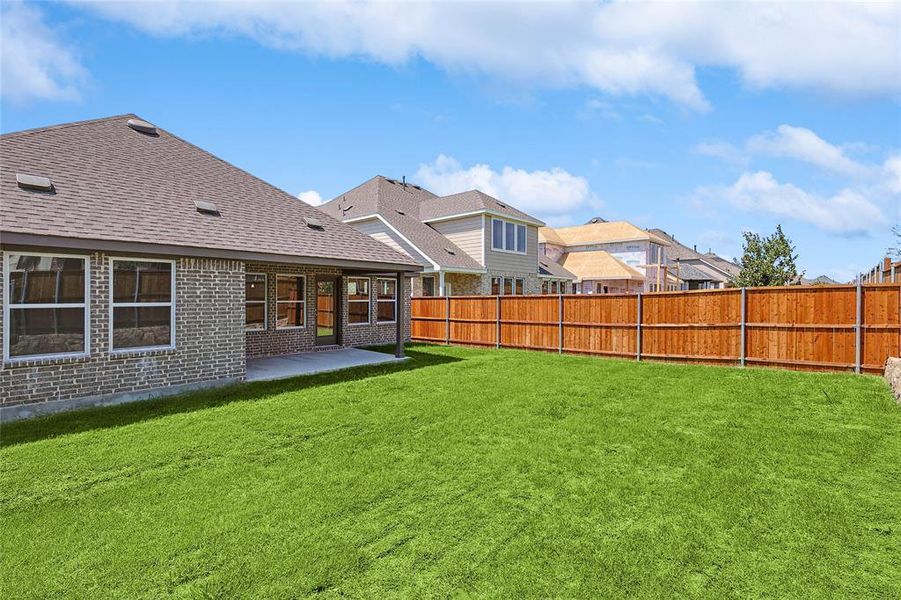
491,219,527,254
276,275,305,329
491,277,501,295
111,259,174,351
376,278,396,323
348,277,370,324
5,253,89,360
245,273,266,330
514,278,524,295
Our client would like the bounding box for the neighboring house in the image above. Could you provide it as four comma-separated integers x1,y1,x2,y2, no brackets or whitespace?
648,229,739,289
539,221,678,293
860,257,901,284
0,115,421,412
792,274,840,286
320,176,574,296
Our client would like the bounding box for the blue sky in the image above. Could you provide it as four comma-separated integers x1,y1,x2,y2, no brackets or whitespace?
2,1,899,282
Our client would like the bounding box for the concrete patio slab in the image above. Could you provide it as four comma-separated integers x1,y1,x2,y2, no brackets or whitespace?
246,348,406,382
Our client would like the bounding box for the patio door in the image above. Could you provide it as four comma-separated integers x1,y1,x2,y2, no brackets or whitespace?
316,276,340,346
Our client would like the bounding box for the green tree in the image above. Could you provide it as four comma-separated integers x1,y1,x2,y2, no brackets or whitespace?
731,225,801,287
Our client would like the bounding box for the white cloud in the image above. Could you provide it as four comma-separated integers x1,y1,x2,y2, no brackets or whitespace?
747,125,870,177
72,1,901,110
297,190,324,206
883,155,901,195
0,2,86,103
415,155,596,219
702,171,885,235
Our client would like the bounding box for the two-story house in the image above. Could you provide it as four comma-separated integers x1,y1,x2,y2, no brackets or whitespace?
320,176,575,296
539,220,680,294
648,229,739,289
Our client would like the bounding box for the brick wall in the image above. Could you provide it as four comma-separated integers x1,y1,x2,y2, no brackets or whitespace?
244,261,411,357
1,252,246,407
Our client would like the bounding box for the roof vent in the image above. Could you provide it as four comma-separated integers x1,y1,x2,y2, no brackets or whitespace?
127,118,157,135
496,201,507,209
16,173,53,192
194,200,220,215
444,247,456,255
395,209,406,215
303,216,324,229
341,204,353,214
386,178,397,184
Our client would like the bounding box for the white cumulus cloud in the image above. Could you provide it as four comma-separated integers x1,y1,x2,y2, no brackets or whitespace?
747,125,871,178
70,0,901,110
0,2,86,104
297,190,324,206
415,155,596,220
703,171,885,235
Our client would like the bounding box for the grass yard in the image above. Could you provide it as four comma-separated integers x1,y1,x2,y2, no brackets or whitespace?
2,344,900,598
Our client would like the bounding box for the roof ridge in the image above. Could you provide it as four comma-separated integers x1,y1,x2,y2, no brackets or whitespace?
0,113,138,139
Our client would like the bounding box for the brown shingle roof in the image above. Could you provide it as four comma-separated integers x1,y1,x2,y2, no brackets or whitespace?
0,115,420,270
539,258,576,280
418,190,544,226
320,176,484,271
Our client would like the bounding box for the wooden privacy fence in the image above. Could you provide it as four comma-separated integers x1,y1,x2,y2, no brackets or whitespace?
411,284,901,374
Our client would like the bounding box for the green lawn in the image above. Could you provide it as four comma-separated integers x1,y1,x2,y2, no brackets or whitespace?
2,345,899,598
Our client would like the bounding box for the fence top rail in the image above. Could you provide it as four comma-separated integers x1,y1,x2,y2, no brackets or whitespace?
411,282,901,302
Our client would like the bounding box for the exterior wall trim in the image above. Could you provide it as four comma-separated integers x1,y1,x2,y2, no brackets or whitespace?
422,209,544,227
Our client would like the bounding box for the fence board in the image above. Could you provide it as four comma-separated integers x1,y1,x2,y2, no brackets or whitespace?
410,284,901,374
450,297,497,346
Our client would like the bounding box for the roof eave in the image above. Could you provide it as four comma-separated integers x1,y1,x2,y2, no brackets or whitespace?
0,232,424,273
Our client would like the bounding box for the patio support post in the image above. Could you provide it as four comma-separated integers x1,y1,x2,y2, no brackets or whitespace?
854,278,862,374
740,287,747,367
636,292,643,362
396,271,404,359
438,270,446,297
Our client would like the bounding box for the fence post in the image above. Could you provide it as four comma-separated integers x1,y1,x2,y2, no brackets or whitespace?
558,293,564,354
636,292,643,361
445,295,451,346
495,295,501,349
740,287,747,367
854,279,862,374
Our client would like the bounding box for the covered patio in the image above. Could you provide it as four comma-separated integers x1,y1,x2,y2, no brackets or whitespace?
246,347,407,382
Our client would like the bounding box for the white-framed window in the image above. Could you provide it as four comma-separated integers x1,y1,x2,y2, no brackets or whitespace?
376,278,397,323
348,277,370,325
110,258,175,352
491,218,527,254
514,278,524,295
245,273,267,331
4,252,90,361
492,277,501,295
276,275,306,329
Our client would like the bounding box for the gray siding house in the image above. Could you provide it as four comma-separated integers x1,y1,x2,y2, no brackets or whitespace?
320,176,574,296
1,115,421,415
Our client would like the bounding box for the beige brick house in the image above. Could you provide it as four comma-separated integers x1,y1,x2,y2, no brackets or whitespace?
0,115,421,415
320,176,575,297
